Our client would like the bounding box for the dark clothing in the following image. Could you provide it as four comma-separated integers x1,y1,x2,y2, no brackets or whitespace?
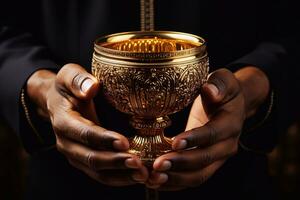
0,0,297,199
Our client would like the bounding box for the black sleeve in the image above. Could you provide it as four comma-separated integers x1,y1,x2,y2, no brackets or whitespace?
0,26,59,153
227,0,299,153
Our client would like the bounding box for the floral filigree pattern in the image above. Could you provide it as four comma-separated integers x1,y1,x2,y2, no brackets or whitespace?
92,57,209,118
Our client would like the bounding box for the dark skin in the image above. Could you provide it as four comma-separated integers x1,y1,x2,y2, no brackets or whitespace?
27,63,269,190
27,64,149,186
146,67,269,190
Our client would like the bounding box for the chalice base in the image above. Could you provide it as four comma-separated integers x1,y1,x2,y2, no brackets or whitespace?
128,134,172,167
128,116,173,167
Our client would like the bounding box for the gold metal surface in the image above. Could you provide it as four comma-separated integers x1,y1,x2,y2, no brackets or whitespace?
107,38,195,52
92,31,209,165
140,0,154,31
94,31,207,61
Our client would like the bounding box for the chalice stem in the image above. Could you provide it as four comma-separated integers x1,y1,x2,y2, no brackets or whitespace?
129,116,172,165
146,188,159,200
129,116,171,200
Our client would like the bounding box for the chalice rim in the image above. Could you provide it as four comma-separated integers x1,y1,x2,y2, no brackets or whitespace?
94,30,207,61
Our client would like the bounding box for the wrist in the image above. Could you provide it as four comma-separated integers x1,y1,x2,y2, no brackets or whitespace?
26,69,56,118
234,66,270,118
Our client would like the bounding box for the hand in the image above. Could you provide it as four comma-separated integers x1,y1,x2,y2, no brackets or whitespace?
27,63,148,186
147,67,269,191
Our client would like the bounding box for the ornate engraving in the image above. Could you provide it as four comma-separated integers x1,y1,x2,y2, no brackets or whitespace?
92,57,209,117
95,45,207,61
92,31,209,164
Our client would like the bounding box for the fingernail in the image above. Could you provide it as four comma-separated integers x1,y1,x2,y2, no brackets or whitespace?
175,139,187,150
81,78,94,93
159,160,172,171
132,172,146,182
157,173,168,184
113,140,129,151
125,158,139,169
206,83,219,97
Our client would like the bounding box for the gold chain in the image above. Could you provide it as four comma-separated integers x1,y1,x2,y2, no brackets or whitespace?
140,0,154,31
246,90,274,133
239,90,275,154
21,89,44,144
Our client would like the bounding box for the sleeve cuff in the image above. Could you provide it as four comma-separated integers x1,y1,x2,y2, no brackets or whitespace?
227,42,286,89
225,42,284,153
0,60,58,154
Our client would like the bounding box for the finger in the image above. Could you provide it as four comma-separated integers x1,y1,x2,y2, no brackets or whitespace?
53,109,129,151
148,160,225,188
56,63,99,100
68,159,148,186
153,138,238,172
202,68,241,105
173,109,242,150
57,137,142,171
146,171,168,189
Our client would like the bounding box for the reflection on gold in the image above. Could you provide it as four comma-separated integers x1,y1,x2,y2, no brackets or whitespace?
103,38,200,53
92,31,209,166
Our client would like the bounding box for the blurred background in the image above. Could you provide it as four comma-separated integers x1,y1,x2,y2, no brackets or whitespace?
1,0,299,199
1,116,300,200
0,121,27,200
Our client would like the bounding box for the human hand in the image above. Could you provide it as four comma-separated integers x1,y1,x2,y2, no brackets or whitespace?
147,67,269,191
26,63,148,186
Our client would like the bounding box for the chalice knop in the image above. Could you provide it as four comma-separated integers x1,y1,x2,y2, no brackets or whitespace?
92,31,209,165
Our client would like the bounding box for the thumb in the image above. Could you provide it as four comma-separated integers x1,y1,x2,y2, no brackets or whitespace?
201,68,240,105
201,82,220,103
56,63,99,100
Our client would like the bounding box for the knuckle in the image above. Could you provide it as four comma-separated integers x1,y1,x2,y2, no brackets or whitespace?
206,124,218,145
60,63,73,71
186,129,201,147
52,118,69,137
200,152,214,166
56,65,72,85
98,130,114,149
86,151,96,170
59,63,78,77
78,126,91,145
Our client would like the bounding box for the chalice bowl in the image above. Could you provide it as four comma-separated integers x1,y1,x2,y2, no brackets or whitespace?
92,31,209,166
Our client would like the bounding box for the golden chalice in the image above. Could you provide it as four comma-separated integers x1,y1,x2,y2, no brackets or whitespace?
92,31,209,165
